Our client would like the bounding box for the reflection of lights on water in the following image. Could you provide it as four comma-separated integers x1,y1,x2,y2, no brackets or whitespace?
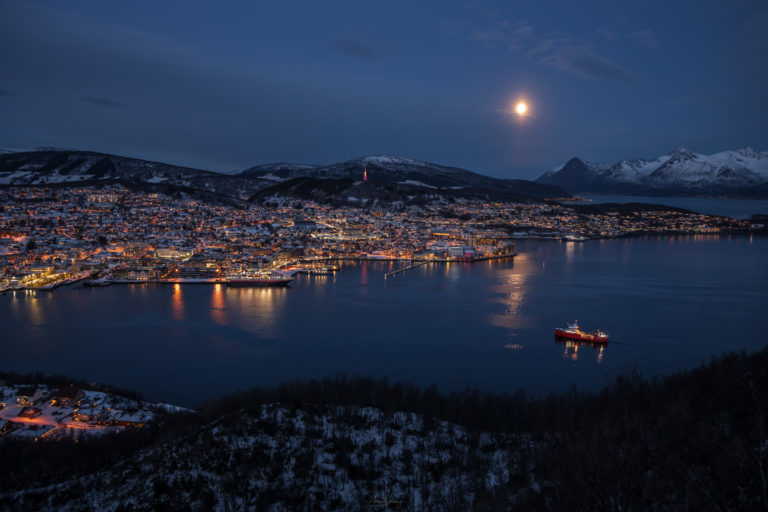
211,284,224,306
444,261,462,281
27,291,44,326
210,284,228,325
560,340,605,363
225,286,288,338
488,254,537,330
8,289,46,325
564,241,575,261
171,283,184,321
503,343,524,350
564,341,579,361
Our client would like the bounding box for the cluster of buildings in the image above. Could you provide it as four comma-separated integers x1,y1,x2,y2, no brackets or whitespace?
0,185,752,291
0,382,164,441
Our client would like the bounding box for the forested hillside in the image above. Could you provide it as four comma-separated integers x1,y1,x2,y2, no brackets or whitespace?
1,347,766,511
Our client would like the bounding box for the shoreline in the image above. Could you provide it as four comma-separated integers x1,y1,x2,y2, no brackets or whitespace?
3,230,766,293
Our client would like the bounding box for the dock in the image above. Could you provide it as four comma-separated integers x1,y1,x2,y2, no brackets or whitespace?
384,261,428,279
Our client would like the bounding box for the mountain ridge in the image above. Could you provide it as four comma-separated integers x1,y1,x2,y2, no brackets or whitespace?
538,147,768,197
0,149,569,204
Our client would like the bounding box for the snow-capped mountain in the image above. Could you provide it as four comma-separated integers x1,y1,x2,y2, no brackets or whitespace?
535,158,612,192
0,149,272,201
602,154,672,184
0,149,569,204
243,155,505,189
647,147,768,188
245,154,569,203
537,147,768,197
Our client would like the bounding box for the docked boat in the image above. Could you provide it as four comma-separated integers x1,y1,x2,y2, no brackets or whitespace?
306,264,339,275
554,321,609,343
225,271,293,287
165,266,222,283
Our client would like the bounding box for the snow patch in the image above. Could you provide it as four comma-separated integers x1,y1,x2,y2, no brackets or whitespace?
399,180,437,189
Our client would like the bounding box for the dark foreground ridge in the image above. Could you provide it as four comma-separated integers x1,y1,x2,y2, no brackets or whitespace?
2,347,767,511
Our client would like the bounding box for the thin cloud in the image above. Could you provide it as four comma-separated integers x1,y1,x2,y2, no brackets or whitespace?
464,21,639,82
597,28,659,49
470,21,533,51
328,37,380,60
509,23,533,39
470,28,508,43
470,28,508,49
596,28,620,41
542,47,638,82
79,96,126,108
627,29,659,49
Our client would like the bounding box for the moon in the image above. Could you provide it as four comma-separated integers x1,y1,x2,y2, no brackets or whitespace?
515,101,528,116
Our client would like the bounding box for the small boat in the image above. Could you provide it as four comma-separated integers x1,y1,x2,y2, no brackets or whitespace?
555,321,609,343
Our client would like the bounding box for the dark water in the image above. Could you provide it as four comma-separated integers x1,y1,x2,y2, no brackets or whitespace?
571,194,768,219
2,235,767,407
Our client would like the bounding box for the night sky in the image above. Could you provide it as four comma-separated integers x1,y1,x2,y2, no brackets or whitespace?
1,1,766,179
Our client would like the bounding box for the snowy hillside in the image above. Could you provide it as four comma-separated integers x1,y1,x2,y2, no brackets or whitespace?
245,154,569,200
0,150,568,203
538,147,768,196
2,349,767,512
2,403,532,511
0,150,282,201
243,154,495,186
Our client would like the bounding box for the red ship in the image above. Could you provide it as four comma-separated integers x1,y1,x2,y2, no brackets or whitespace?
554,321,609,343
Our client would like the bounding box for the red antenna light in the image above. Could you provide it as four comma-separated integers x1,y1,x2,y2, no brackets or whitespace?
363,166,368,181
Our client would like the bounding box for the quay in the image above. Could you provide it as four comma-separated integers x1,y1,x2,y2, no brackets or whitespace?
384,261,428,279
1,253,517,292
383,252,516,279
